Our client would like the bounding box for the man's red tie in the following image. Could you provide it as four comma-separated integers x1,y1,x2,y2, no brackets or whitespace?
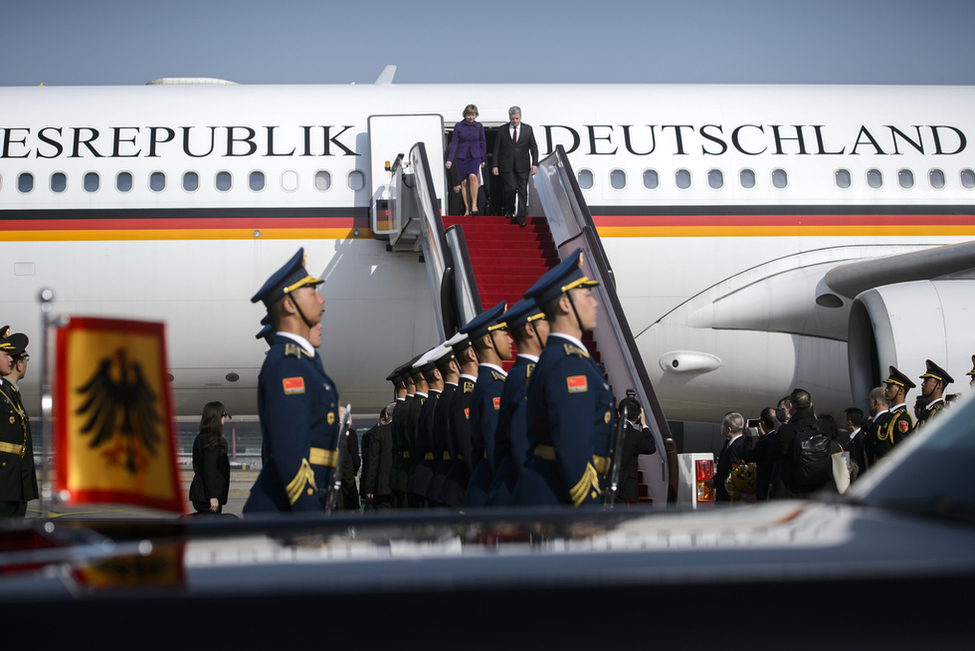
512,126,517,144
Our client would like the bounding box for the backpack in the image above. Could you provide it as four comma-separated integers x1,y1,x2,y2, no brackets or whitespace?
791,422,832,486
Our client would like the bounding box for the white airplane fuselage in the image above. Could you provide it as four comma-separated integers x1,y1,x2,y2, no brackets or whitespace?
2,82,974,423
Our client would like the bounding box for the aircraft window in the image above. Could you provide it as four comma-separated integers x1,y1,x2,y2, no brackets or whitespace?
642,169,658,189
961,169,975,189
84,172,99,193
51,172,67,193
835,169,852,189
739,169,755,189
18,172,34,193
315,170,331,191
282,170,299,192
116,172,133,193
771,168,788,189
675,169,691,189
348,170,365,192
578,170,593,189
249,171,266,192
929,169,946,189
898,169,914,189
708,169,723,189
183,171,199,192
216,171,232,192
610,169,626,190
866,168,883,189
150,171,166,192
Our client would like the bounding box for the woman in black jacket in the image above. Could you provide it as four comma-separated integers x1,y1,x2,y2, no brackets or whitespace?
189,401,231,514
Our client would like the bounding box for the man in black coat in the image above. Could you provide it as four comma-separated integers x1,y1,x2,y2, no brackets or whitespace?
614,396,657,505
362,405,394,510
740,407,778,501
714,412,746,502
771,388,828,499
492,105,539,226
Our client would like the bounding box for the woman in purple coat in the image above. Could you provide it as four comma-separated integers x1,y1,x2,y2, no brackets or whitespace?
446,104,486,215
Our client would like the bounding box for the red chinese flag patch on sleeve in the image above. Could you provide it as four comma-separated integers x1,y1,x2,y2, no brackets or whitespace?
566,375,588,393
283,377,306,395
464,408,470,419
493,397,501,410
899,420,910,434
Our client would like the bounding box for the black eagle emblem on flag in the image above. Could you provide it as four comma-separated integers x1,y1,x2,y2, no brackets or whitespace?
75,348,162,474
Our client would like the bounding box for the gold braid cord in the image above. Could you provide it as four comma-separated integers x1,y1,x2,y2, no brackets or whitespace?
569,462,601,506
285,458,318,505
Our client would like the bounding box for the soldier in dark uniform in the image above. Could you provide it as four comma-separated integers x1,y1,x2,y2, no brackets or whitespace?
243,248,342,513
461,301,512,507
0,328,38,518
867,366,915,465
408,344,447,508
404,364,428,507
387,360,416,509
426,342,461,506
968,355,975,390
513,249,616,507
486,298,549,506
439,333,478,507
916,360,953,428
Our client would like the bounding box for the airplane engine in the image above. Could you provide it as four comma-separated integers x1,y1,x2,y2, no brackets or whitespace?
848,280,975,407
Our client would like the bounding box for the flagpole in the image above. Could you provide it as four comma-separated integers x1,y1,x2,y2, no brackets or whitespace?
38,288,56,521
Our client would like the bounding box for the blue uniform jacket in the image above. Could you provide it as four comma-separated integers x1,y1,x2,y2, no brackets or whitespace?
487,355,534,505
243,334,340,513
464,365,505,506
514,335,615,507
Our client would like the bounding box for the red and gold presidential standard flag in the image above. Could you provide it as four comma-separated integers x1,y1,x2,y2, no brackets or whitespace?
54,317,184,513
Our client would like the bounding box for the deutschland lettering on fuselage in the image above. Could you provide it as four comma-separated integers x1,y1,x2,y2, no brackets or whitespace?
0,123,967,159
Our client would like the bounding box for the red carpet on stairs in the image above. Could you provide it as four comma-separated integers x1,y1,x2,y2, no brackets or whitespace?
441,215,558,314
441,215,602,370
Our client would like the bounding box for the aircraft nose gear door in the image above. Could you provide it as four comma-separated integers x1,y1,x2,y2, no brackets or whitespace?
368,114,445,247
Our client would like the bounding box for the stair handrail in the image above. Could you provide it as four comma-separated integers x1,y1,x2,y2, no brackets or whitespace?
532,145,673,492
410,141,484,340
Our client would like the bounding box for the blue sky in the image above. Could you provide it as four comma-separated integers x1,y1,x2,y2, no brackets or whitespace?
3,0,973,86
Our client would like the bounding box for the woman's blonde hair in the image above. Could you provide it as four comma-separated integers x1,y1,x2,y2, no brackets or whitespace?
463,104,478,118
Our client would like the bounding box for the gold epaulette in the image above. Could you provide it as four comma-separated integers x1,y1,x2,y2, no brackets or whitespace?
285,459,318,505
563,344,590,359
569,462,601,506
526,363,535,378
463,381,475,394
491,371,506,382
284,343,312,359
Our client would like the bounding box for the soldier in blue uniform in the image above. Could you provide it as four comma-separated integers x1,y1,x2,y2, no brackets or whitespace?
916,360,953,428
243,248,342,513
461,301,511,507
487,298,549,506
513,249,615,507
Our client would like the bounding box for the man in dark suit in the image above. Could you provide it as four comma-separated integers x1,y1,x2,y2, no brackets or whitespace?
714,412,746,502
362,404,394,510
614,396,657,505
492,105,539,226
